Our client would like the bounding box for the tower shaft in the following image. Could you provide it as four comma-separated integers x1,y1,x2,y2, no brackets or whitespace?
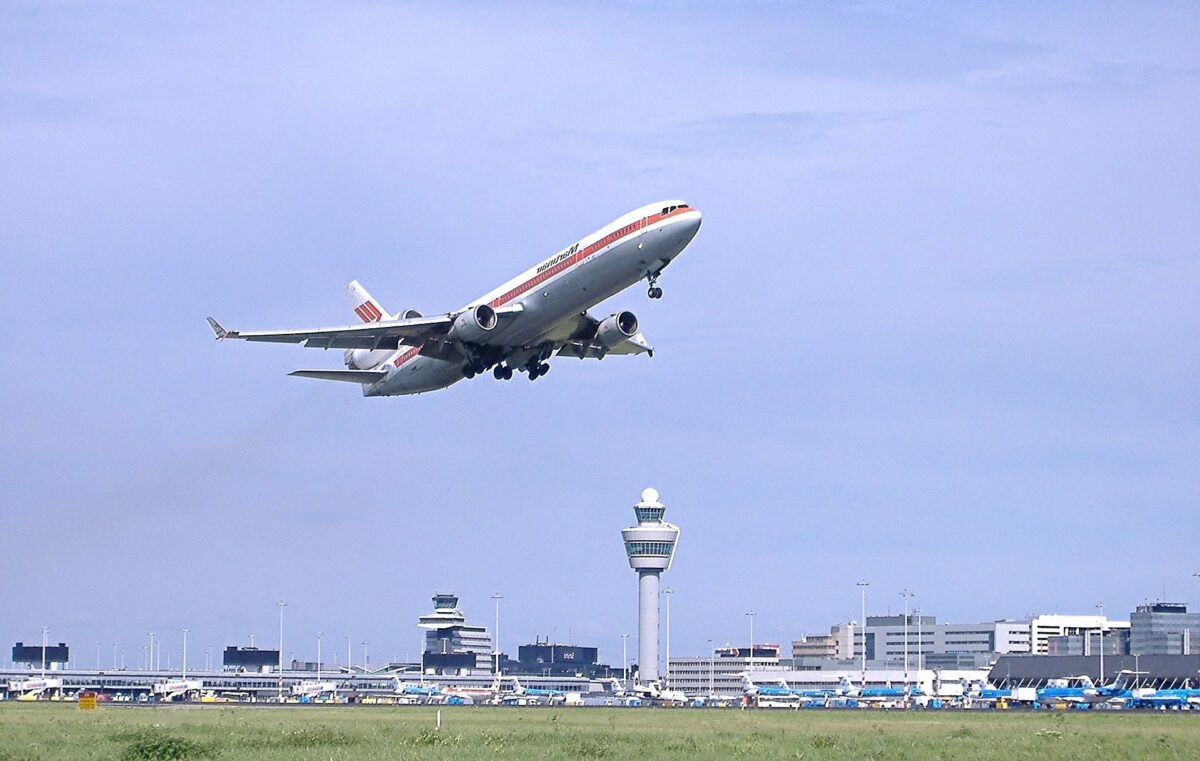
638,571,661,683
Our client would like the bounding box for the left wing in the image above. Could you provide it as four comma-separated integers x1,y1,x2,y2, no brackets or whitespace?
552,311,654,359
557,332,653,359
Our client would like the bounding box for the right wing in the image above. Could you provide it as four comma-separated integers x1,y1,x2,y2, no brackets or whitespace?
207,303,524,351
207,314,452,350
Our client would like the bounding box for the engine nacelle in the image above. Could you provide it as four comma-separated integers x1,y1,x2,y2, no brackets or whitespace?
449,304,498,343
344,348,392,370
596,311,639,349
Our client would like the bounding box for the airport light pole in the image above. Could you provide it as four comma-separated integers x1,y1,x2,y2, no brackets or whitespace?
148,632,155,672
362,641,368,668
112,642,118,671
746,611,756,677
41,626,48,677
900,589,913,689
206,645,212,672
277,601,286,701
182,629,188,680
1096,602,1105,683
492,593,503,676
857,580,869,686
664,588,673,689
621,634,629,684
96,642,101,671
317,633,323,682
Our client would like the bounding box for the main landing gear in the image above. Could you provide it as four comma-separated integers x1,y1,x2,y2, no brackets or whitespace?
647,272,664,299
527,362,551,381
461,357,488,379
492,365,514,381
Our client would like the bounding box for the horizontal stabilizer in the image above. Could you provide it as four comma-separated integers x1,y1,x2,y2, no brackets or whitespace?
289,369,387,384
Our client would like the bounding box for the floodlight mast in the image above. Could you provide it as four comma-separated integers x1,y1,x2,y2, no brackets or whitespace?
856,580,869,686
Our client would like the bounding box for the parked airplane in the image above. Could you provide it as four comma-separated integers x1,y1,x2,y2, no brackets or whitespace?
392,680,442,698
741,673,842,700
439,676,502,705
502,677,566,705
1128,684,1200,709
838,676,927,705
1035,671,1136,706
207,201,702,396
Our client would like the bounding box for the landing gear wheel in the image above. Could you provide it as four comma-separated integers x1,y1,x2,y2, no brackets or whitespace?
462,366,476,379
528,367,540,381
538,363,550,375
648,286,663,299
504,367,514,380
493,366,506,380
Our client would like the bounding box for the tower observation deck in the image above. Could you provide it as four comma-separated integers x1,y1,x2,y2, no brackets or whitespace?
621,487,679,684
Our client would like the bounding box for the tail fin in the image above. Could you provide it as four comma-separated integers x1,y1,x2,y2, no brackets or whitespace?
344,280,392,323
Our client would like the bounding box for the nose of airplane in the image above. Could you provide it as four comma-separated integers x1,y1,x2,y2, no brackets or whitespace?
678,209,702,242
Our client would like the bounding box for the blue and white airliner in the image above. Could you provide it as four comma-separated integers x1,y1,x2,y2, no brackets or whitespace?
208,201,701,396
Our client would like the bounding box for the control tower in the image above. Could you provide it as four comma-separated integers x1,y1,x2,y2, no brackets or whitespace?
621,487,679,684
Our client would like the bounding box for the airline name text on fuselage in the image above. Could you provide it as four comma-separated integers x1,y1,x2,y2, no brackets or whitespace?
536,243,580,275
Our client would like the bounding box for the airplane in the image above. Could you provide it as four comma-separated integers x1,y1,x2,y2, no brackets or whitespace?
1035,671,1136,707
207,201,702,396
962,678,1013,705
152,679,204,702
740,673,842,700
500,676,566,705
837,676,927,706
1120,674,1200,709
605,676,685,705
439,676,503,705
290,680,338,701
392,679,442,698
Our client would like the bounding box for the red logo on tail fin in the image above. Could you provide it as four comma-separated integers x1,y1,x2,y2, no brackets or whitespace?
355,301,382,322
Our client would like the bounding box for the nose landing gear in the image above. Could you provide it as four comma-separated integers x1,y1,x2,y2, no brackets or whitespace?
646,272,664,299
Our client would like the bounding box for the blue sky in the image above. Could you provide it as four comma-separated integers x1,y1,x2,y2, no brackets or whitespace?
1,2,1197,669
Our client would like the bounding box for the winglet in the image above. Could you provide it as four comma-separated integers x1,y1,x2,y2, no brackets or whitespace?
206,316,228,340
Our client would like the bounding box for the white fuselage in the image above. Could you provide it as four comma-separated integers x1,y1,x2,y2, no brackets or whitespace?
365,200,701,396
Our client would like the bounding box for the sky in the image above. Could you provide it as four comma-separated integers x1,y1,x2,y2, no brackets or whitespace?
1,1,1197,670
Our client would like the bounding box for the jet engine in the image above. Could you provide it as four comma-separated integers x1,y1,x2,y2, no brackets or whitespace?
344,348,392,370
596,311,639,349
449,303,498,343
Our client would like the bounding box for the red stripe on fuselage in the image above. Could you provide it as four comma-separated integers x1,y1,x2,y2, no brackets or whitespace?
487,207,690,309
390,207,693,371
393,343,423,367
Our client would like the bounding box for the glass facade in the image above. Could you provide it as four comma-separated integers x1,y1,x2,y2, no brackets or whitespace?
1130,603,1200,655
624,541,673,556
634,506,665,522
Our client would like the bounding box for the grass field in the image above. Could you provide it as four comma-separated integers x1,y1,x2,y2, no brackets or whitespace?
2,704,1198,761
